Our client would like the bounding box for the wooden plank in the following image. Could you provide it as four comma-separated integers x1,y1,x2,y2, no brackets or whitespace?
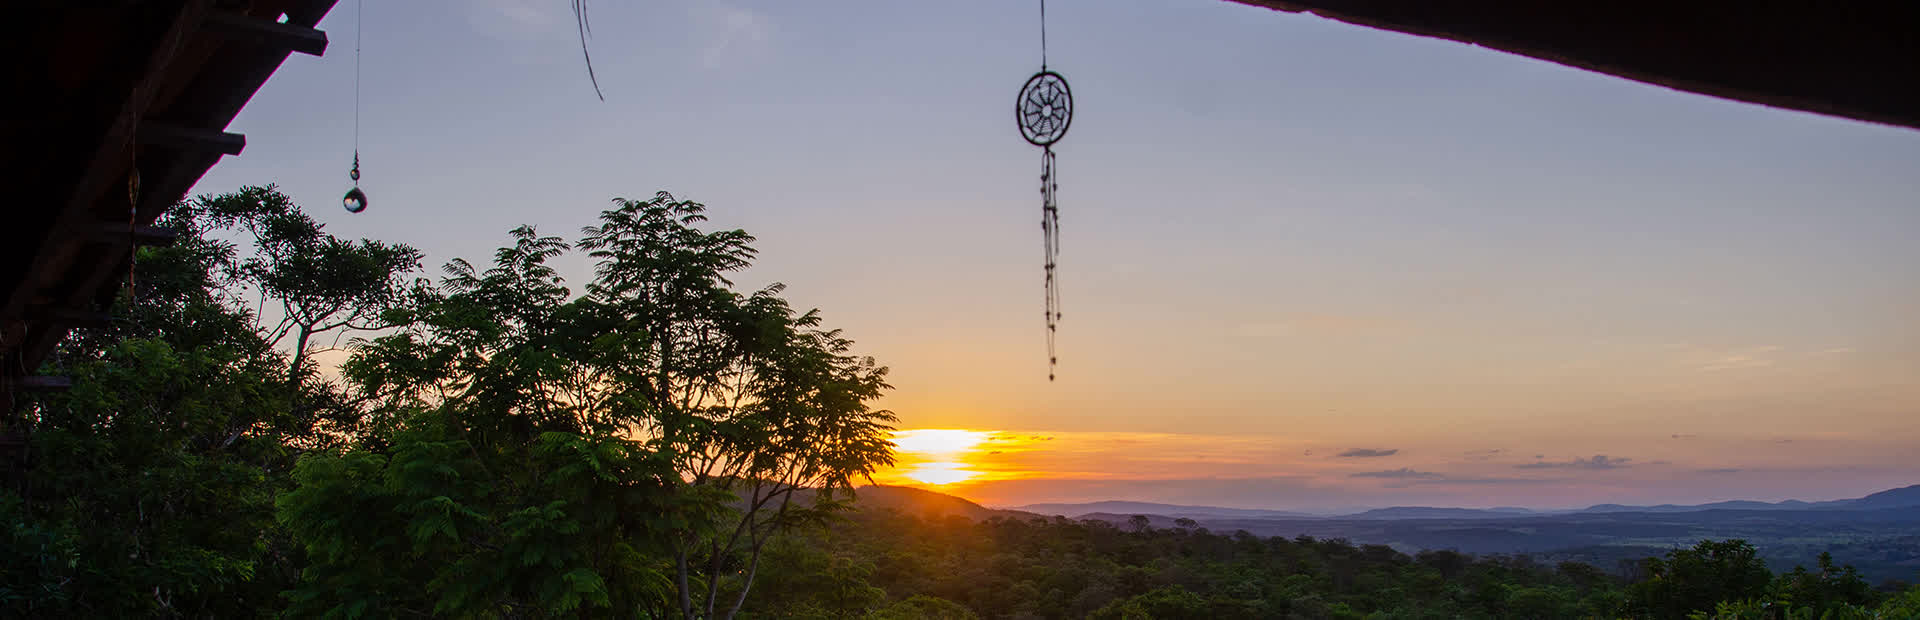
96,223,180,247
31,307,111,327
13,376,72,391
203,10,328,57
138,121,245,155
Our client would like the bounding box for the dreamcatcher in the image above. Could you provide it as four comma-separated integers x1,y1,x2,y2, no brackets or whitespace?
1017,0,1072,380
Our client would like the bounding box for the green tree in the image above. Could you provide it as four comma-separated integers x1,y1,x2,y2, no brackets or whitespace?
189,185,421,392
1775,552,1878,615
575,192,895,620
284,224,683,617
1630,539,1775,618
1,186,414,617
866,595,978,620
284,192,896,619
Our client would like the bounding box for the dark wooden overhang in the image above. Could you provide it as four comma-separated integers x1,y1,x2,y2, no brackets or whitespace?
2,0,339,408
1231,1,1920,131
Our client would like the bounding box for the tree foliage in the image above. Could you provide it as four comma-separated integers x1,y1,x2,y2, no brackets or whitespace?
1,185,417,616
5,183,1915,620
288,192,897,618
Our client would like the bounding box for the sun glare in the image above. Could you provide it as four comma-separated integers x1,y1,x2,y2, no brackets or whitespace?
901,461,979,485
884,429,995,486
891,429,990,455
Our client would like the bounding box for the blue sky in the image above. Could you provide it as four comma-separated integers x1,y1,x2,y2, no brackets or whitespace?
196,0,1920,510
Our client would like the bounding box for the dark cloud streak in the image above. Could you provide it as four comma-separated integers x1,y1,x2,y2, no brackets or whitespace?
1350,467,1439,479
1515,455,1631,470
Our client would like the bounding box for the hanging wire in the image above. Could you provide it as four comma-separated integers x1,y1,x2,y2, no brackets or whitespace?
126,142,139,301
572,0,604,100
353,0,362,169
1040,0,1048,69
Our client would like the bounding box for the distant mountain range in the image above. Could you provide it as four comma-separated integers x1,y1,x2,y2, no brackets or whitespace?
1007,484,1920,520
846,485,1036,522
1582,484,1920,514
1008,500,1319,519
847,485,1920,581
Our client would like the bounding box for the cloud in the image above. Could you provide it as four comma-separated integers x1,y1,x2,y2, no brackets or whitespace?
692,0,772,68
1434,476,1559,485
1237,313,1402,338
467,0,560,40
1515,455,1632,470
1337,448,1399,458
1699,468,1742,474
1463,449,1504,461
1352,468,1557,488
1351,468,1439,479
1672,344,1782,372
1671,433,1698,440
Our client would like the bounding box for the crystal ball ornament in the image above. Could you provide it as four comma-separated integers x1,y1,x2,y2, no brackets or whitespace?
342,156,366,213
342,187,367,213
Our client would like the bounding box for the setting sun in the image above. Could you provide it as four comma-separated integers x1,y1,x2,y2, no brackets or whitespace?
900,461,979,485
881,429,995,486
890,429,990,455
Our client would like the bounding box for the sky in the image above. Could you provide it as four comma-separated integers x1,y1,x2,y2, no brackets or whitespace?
195,0,1920,512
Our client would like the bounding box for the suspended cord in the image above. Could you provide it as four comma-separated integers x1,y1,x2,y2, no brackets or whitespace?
1039,0,1048,69
1042,148,1061,381
353,0,362,167
573,0,604,100
126,140,139,303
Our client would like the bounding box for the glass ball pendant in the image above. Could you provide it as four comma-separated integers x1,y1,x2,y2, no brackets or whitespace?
343,187,367,213
342,153,366,213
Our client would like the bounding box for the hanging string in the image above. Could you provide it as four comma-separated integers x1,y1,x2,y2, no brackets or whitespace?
572,0,604,100
342,0,368,213
353,0,362,173
126,139,139,302
1039,0,1048,69
1041,147,1060,380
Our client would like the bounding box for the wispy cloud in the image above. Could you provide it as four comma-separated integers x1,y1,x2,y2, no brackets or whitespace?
1238,313,1402,338
1338,448,1399,458
1663,344,1809,372
1463,449,1505,461
1352,468,1555,488
1699,468,1742,474
467,0,560,40
1351,467,1439,479
691,0,772,68
1515,455,1632,470
1671,433,1698,440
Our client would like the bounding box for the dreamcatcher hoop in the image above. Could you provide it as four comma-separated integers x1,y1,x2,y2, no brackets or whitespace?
1017,70,1073,147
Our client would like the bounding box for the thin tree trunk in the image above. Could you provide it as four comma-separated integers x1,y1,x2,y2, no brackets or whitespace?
722,541,766,620
703,534,724,619
675,545,694,620
289,324,311,388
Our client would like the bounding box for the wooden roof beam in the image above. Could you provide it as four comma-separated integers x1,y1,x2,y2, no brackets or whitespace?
138,121,245,156
11,376,73,391
204,10,328,57
95,223,180,247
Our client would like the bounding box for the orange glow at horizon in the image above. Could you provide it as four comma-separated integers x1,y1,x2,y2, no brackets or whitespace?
883,429,993,486
901,461,978,485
